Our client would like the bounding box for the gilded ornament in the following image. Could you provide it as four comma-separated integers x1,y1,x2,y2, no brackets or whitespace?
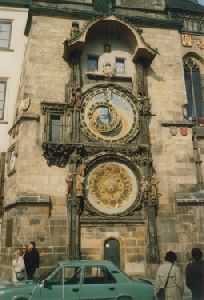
181,34,192,47
86,162,137,214
197,40,204,50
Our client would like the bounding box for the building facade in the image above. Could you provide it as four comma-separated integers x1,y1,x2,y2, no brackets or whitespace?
0,0,204,280
0,1,28,249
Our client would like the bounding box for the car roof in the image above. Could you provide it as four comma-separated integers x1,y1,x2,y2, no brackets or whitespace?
57,260,119,269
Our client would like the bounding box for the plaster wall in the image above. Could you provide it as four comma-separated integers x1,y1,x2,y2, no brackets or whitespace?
0,6,28,152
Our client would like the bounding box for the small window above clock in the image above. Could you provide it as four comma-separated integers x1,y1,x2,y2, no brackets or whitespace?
88,56,98,72
116,58,125,73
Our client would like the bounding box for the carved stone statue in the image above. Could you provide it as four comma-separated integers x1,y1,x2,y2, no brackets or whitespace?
66,173,73,194
18,95,31,114
69,87,81,106
76,174,84,197
74,87,81,106
151,175,159,199
140,177,150,201
103,62,114,78
76,165,84,197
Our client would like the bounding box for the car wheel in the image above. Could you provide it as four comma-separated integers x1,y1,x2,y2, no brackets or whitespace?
116,296,133,300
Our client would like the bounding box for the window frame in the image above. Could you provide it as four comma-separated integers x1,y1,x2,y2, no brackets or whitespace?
87,55,99,72
0,80,7,120
0,20,12,50
115,57,125,74
49,113,62,143
83,266,116,285
183,57,204,120
48,266,81,286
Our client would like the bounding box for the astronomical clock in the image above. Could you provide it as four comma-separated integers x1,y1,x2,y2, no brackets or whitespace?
42,14,160,263
81,86,138,143
79,85,142,219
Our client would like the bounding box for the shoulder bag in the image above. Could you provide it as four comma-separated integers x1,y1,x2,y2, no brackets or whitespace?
156,264,173,300
16,271,25,281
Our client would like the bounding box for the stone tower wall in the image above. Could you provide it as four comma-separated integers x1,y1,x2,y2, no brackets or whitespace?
0,12,204,279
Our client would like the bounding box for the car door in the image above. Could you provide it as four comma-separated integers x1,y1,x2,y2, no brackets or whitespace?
79,266,117,300
31,266,81,300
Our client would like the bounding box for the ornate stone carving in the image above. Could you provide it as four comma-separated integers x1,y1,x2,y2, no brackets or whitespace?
197,40,204,50
70,147,84,165
180,127,188,136
42,143,74,167
171,12,204,34
41,102,67,114
102,62,115,78
181,34,192,47
137,95,152,115
140,177,151,204
18,96,31,114
169,126,178,136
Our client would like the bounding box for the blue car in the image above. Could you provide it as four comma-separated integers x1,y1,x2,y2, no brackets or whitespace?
0,260,155,300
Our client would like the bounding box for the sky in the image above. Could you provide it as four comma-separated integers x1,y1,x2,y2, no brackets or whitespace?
198,0,204,5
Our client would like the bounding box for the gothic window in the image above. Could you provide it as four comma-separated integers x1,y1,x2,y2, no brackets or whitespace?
0,81,6,119
0,22,12,49
49,114,61,143
116,58,125,73
184,58,203,119
88,56,98,72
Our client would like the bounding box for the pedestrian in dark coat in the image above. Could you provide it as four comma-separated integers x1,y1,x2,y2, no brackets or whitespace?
186,248,204,300
24,242,40,280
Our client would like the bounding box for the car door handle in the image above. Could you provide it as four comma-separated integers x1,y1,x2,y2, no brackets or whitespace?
108,287,115,291
72,288,79,292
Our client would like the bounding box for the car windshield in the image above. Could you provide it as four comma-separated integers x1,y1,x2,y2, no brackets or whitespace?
37,265,58,283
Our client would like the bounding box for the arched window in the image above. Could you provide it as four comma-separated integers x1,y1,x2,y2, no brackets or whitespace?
184,58,203,119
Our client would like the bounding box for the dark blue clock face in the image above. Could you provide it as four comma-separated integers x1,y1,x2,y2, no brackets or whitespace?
95,106,112,125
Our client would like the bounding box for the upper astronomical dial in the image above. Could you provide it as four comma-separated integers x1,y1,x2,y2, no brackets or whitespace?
81,87,138,143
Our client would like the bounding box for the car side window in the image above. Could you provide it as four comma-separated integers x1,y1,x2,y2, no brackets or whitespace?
83,266,116,284
49,267,80,285
50,268,63,285
64,267,81,284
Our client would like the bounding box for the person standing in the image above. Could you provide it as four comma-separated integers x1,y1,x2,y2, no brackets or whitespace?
186,248,204,300
12,249,25,282
22,244,28,279
24,242,39,280
22,244,28,257
155,251,184,300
